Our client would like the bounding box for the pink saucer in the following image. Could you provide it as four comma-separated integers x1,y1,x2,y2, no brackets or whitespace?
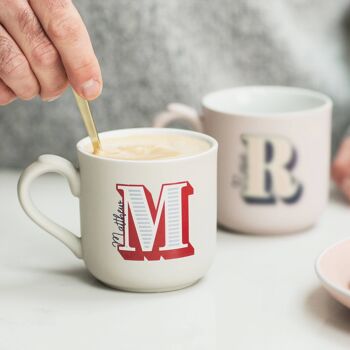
315,238,350,308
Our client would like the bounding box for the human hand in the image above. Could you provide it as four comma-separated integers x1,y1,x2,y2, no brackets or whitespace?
0,0,102,105
332,137,350,200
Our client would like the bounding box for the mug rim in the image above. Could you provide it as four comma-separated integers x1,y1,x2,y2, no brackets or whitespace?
202,85,333,117
77,127,218,163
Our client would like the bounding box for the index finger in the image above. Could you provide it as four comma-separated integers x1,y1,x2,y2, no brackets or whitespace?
29,0,102,100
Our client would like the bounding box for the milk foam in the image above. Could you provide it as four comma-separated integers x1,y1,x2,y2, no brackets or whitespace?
90,134,210,160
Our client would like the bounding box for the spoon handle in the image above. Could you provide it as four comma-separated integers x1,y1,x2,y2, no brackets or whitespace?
72,89,101,153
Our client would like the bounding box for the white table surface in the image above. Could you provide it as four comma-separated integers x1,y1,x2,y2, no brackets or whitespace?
1,169,350,350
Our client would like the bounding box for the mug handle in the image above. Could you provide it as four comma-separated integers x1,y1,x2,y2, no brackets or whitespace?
153,103,204,132
17,154,83,258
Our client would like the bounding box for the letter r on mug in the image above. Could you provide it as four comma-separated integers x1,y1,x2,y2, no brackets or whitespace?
241,134,303,204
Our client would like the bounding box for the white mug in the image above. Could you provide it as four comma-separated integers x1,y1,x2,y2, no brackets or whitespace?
18,128,218,292
154,86,332,234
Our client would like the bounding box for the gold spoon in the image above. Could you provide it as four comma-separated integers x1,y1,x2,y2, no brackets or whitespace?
72,89,102,154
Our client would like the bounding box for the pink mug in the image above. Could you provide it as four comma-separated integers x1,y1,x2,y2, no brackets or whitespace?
154,86,332,234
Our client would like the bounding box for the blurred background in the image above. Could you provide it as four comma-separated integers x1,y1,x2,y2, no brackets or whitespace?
1,0,350,168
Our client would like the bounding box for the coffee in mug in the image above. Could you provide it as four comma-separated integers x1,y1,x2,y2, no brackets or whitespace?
154,86,332,235
18,128,218,292
89,134,210,160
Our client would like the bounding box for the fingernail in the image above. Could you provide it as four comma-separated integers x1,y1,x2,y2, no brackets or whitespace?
81,79,101,99
46,94,62,102
0,96,17,105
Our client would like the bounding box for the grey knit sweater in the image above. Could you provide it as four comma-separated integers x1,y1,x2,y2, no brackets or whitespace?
1,0,350,168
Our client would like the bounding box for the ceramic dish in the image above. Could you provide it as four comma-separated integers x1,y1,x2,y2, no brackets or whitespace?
315,238,350,308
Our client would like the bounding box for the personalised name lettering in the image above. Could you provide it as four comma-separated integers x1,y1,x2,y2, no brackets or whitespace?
113,182,195,261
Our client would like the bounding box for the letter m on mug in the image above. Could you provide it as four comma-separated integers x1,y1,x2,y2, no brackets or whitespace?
115,182,195,261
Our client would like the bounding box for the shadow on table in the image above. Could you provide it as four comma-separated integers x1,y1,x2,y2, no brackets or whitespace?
10,263,207,296
305,287,350,334
48,265,207,293
47,265,116,291
2,263,117,293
